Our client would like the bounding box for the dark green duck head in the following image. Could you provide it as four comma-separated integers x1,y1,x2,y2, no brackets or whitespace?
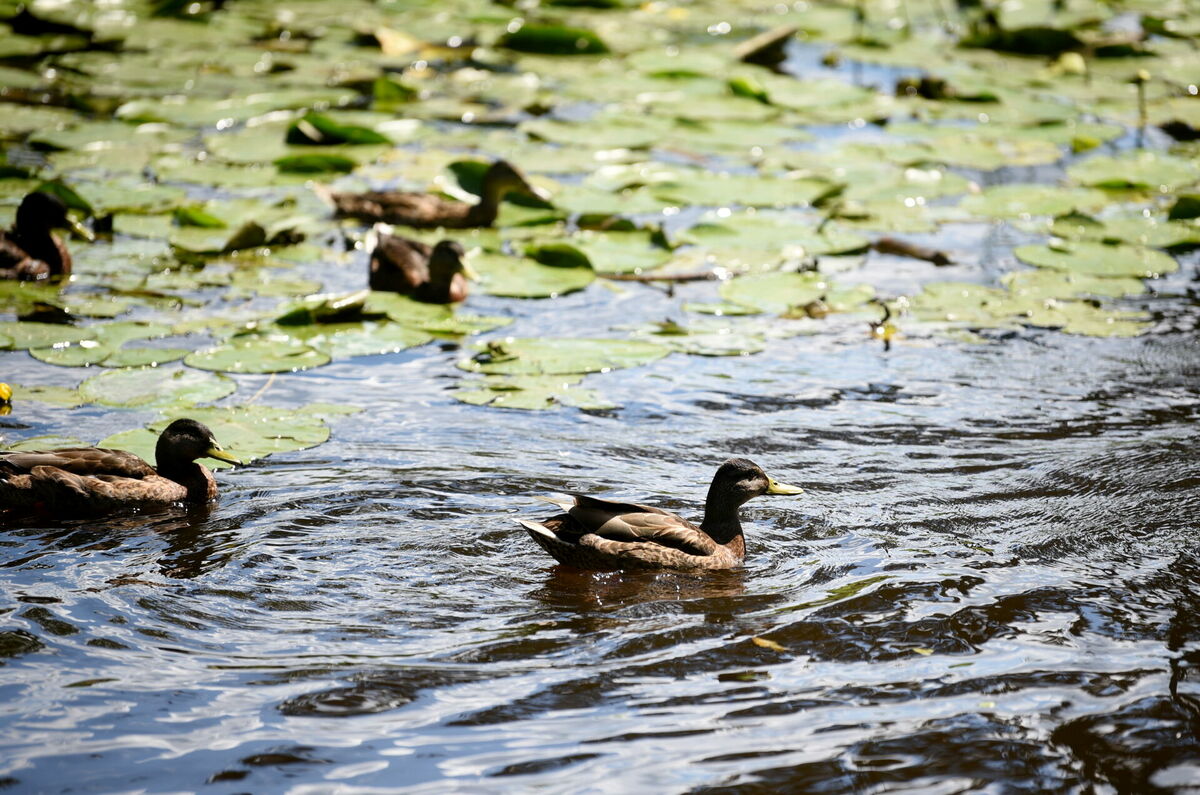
155,419,241,473
481,160,551,206
701,457,803,541
17,191,92,242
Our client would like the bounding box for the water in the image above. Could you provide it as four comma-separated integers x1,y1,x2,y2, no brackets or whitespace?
3,228,1199,791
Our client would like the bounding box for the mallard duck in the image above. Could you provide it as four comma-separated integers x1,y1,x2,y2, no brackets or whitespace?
326,160,549,228
518,458,804,571
0,192,92,281
0,419,240,518
368,230,479,303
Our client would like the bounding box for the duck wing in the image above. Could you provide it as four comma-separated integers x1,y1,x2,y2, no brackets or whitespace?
0,233,49,280
370,234,432,293
0,466,187,516
330,191,468,227
562,494,716,556
0,447,156,479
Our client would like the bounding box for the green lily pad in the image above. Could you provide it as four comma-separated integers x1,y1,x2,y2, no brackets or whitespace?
79,367,236,408
686,213,870,256
959,185,1108,218
184,335,331,374
275,154,358,174
498,24,610,55
1067,151,1200,191
282,321,434,360
0,321,92,351
719,272,875,314
459,337,668,375
473,252,595,299
650,172,839,209
29,321,185,368
7,384,86,408
1002,269,1146,300
1014,241,1179,278
1049,212,1200,249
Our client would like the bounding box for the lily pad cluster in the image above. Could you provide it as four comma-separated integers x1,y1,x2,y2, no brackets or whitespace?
0,0,1196,445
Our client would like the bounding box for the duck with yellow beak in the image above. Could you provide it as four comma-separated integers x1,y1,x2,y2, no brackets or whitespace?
518,458,804,571
0,419,240,518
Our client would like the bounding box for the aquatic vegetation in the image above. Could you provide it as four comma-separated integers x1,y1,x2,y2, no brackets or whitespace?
0,0,1196,440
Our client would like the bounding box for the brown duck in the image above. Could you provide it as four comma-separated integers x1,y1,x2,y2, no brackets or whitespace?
0,419,240,518
518,458,804,571
368,230,479,303
0,192,92,281
326,160,549,228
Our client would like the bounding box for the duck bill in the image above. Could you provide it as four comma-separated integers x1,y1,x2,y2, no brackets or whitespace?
766,477,804,495
205,445,242,466
67,217,95,242
460,260,482,281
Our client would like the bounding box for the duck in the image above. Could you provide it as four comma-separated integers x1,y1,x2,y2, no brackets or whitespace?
368,230,479,303
325,160,549,228
518,458,804,571
0,191,92,281
0,418,240,518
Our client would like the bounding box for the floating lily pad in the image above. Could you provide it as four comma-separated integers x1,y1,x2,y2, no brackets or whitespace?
651,172,839,209
184,336,330,374
687,213,870,256
473,252,595,298
499,24,610,55
79,367,236,409
719,272,875,314
459,338,668,375
1015,241,1179,278
1049,212,1200,249
29,321,185,368
282,321,434,360
7,384,86,408
1067,151,1200,191
959,184,1108,218
0,321,91,351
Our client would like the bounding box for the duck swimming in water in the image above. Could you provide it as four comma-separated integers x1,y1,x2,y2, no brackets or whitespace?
368,229,478,303
518,458,804,571
0,192,92,281
325,160,549,229
0,419,240,518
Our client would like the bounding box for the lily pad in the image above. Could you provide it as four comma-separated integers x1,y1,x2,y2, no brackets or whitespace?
1014,241,1179,278
282,321,434,360
184,335,331,374
959,184,1108,218
7,384,86,408
473,252,595,299
498,24,610,55
79,367,236,409
719,272,875,314
29,321,186,368
1067,152,1200,191
458,338,668,375
0,321,91,351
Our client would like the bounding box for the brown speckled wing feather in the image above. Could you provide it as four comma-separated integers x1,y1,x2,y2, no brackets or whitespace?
331,191,471,228
370,234,430,293
1,447,156,479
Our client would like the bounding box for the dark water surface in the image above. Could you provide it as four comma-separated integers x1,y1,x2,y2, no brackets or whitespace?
3,238,1199,793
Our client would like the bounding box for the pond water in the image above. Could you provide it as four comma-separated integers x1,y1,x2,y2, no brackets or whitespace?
3,2,1200,793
